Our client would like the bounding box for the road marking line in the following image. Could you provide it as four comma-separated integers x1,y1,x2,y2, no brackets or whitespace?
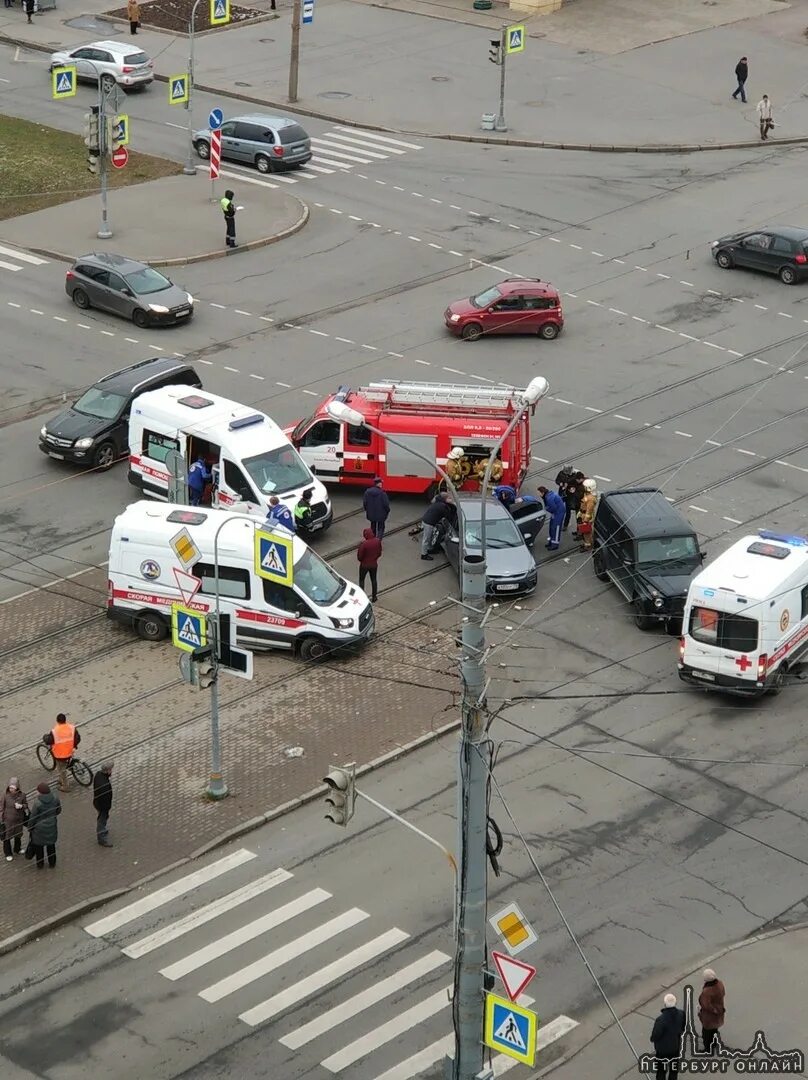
706,439,722,446
634,265,648,272
335,126,423,150
655,324,676,333
570,244,582,250
335,336,354,344
200,908,369,1003
249,373,265,380
565,292,578,298
30,309,44,315
209,302,227,309
489,217,500,223
309,329,329,337
0,243,48,265
124,337,140,344
326,131,405,155
443,367,466,375
555,397,574,405
593,474,611,482
260,315,274,322
675,431,693,438
753,358,769,365
52,315,68,322
305,163,335,174
219,169,278,189
609,308,627,315
777,460,808,473
450,205,463,211
689,505,708,513
723,516,742,524
614,414,632,421
361,344,378,351
429,243,443,250
407,235,422,242
656,273,670,279
706,289,721,296
84,850,256,937
727,349,744,357
0,259,22,271
240,928,409,1026
755,304,768,310
430,198,442,204
7,301,21,307
411,192,424,198
302,389,318,395
449,250,464,257
735,448,756,456
348,214,363,221
591,250,604,257
100,330,115,337
585,406,603,413
76,323,91,329
224,366,239,373
731,296,744,303
310,140,376,163
534,456,549,463
632,315,647,323
469,211,481,217
680,280,694,286
528,230,542,237
586,299,601,306
387,351,404,358
414,358,431,365
312,156,353,169
493,1016,580,1075
613,258,625,264
234,309,252,316
549,237,561,243
778,312,793,318
276,381,292,387
329,208,343,215
508,223,520,230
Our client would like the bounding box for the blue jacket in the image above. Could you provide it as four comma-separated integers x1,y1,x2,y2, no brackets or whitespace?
267,503,296,532
188,459,210,493
363,485,390,523
493,485,517,508
543,490,565,519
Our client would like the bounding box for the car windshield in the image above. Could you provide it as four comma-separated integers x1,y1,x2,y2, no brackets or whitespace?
124,267,172,296
471,286,502,309
464,515,523,549
72,386,127,420
637,535,699,567
293,547,345,606
243,444,313,495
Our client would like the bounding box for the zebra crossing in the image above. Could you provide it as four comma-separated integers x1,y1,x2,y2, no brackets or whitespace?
83,847,579,1077
218,125,423,190
0,242,49,275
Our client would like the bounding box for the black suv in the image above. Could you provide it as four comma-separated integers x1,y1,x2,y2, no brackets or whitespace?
39,357,202,470
592,487,704,632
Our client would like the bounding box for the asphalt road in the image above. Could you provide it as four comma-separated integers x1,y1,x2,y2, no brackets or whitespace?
2,38,808,1080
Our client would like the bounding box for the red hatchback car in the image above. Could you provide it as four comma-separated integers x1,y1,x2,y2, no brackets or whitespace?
444,278,564,341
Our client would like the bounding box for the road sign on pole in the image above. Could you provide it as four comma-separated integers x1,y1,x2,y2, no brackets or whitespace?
210,128,222,180
52,65,77,99
491,951,536,1002
210,0,230,24
506,23,525,53
302,0,314,24
208,107,223,130
484,993,537,1066
169,74,190,105
111,146,129,169
170,526,202,570
254,530,294,585
173,567,202,606
489,901,538,956
172,603,208,652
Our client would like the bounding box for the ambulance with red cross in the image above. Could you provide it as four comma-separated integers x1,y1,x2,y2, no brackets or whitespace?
679,530,808,695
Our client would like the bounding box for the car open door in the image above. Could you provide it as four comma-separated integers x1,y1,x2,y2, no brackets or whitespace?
510,498,547,547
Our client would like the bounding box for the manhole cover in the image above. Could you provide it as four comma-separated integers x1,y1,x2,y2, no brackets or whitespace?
319,91,352,100
432,75,451,83
234,81,251,87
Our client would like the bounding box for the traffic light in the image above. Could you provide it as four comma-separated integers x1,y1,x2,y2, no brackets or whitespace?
191,645,217,689
323,764,356,826
107,114,128,157
489,39,501,65
84,105,100,173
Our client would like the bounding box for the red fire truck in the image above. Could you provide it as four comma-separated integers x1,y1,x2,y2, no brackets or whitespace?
286,381,536,496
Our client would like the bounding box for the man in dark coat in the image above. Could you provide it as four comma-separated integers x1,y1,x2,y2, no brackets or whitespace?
698,968,726,1054
732,56,748,102
420,493,450,560
356,528,382,602
93,762,114,848
650,993,685,1079
362,478,390,539
25,782,61,868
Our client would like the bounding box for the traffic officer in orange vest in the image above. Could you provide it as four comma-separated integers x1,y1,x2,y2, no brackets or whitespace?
44,713,81,793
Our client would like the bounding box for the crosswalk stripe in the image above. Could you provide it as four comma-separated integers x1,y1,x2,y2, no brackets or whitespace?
336,126,423,150
199,907,369,1003
219,168,278,189
84,849,256,937
538,1015,579,1048
304,162,335,173
313,138,387,161
0,243,48,265
159,887,331,980
0,260,22,272
296,170,319,178
321,986,452,1073
311,155,352,169
310,140,375,164
267,172,298,184
122,868,293,958
239,927,409,1026
321,132,403,156
280,949,451,1050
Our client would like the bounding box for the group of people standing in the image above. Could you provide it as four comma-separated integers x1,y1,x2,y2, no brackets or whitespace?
538,465,598,552
649,969,726,1078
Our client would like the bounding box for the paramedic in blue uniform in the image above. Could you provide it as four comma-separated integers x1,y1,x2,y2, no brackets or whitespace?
493,484,517,510
538,485,566,550
188,456,211,506
266,496,296,532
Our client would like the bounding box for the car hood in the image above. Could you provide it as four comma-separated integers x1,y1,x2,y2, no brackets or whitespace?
713,231,746,246
43,406,110,440
640,570,698,597
483,545,536,580
137,284,191,309
446,297,481,317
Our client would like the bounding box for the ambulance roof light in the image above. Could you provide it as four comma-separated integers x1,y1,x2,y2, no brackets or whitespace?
228,413,264,431
334,386,351,403
327,400,365,428
758,529,808,547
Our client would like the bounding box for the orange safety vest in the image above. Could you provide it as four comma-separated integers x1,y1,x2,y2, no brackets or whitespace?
51,722,76,759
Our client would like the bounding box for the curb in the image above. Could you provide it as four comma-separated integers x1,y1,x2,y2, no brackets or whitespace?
4,33,807,155
0,715,461,958
533,919,808,1078
21,198,309,267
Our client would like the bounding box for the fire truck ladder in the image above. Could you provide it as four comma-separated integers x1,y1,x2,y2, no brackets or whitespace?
359,380,528,409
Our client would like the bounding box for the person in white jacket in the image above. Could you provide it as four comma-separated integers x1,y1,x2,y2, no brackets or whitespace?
757,94,773,140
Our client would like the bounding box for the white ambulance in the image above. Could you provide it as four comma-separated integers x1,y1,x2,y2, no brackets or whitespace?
127,387,333,531
107,502,373,661
679,529,808,695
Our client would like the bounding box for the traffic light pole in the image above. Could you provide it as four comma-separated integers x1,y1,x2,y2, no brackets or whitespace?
184,0,204,176
288,0,302,103
495,27,507,132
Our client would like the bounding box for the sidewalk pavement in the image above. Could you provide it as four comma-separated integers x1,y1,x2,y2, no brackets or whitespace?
541,924,808,1078
3,0,808,149
0,174,308,265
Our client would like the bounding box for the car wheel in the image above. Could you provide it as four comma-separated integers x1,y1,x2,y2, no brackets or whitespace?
100,74,116,91
779,265,797,285
255,154,273,174
715,250,733,270
633,601,656,630
92,442,116,471
299,635,328,662
539,322,560,340
71,287,91,310
132,308,150,328
460,323,483,341
195,140,211,160
592,546,609,581
767,664,786,695
135,611,168,641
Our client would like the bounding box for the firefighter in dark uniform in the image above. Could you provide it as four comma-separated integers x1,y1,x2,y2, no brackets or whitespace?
221,189,237,249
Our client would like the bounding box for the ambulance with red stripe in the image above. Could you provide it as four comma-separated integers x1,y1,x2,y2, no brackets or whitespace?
128,387,332,531
679,530,808,695
107,503,373,662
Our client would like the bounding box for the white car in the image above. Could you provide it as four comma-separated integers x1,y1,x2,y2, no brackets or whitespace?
49,41,153,90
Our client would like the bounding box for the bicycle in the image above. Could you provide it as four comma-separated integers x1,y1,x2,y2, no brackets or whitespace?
36,742,93,787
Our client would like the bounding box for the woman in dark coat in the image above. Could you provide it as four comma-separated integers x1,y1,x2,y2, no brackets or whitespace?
698,968,726,1054
26,782,61,869
2,778,29,860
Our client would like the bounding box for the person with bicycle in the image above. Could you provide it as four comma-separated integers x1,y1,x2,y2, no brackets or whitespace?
44,713,81,793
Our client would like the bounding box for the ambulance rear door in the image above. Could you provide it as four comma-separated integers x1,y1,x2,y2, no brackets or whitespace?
294,416,344,482
686,593,761,685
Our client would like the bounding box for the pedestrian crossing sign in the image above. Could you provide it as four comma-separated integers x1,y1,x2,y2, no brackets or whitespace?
52,65,77,99
484,993,537,1066
171,603,208,653
506,24,525,54
255,529,294,586
210,0,230,24
169,74,190,105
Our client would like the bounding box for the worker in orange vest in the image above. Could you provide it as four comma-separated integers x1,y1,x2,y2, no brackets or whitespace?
44,713,81,793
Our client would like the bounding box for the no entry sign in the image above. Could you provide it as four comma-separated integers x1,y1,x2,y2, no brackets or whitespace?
111,146,129,169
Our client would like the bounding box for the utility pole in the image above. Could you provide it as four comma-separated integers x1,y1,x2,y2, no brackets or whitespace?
97,81,112,238
204,615,227,799
495,26,507,132
288,0,301,103
184,0,204,175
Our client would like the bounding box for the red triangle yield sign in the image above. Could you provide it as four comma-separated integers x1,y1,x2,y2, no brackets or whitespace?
173,567,201,606
491,950,536,1002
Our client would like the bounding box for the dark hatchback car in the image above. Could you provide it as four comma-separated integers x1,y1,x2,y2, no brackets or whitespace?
711,225,808,285
592,487,704,632
39,357,201,470
65,253,195,327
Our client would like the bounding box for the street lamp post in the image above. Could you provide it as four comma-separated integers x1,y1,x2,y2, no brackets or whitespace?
184,0,205,176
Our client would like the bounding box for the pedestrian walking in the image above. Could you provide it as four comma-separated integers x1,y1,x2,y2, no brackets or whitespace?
266,495,295,532
25,783,61,869
362,477,390,539
356,528,382,602
577,479,598,551
650,993,685,1080
23,0,34,22
93,762,114,848
1,778,29,861
757,94,774,140
43,713,80,793
187,455,211,507
221,189,237,249
538,485,566,551
698,968,726,1054
127,0,140,33
732,56,748,102
420,493,451,560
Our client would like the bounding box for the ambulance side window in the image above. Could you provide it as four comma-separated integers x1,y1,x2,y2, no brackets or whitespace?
223,459,255,502
193,561,251,600
347,424,371,447
263,580,314,617
143,430,179,464
300,420,340,447
802,586,808,620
